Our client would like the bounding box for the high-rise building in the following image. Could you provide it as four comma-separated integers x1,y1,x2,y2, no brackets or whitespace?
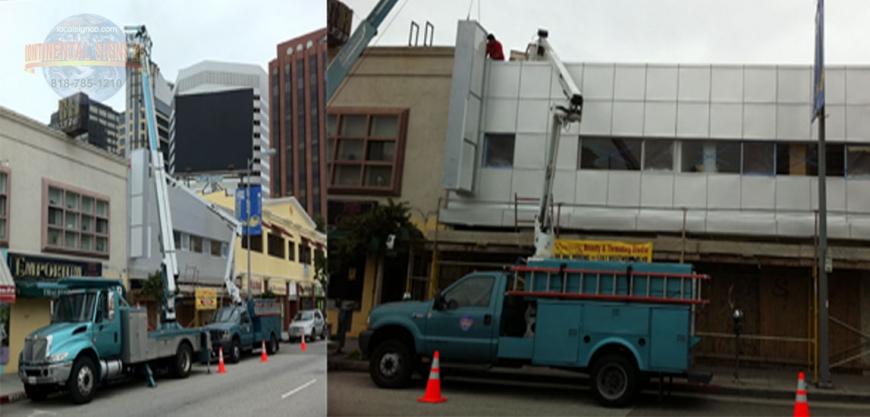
269,29,327,221
123,25,174,164
172,60,270,196
49,92,123,155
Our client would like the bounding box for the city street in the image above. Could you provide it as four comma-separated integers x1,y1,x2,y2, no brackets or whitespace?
328,371,870,417
2,340,326,417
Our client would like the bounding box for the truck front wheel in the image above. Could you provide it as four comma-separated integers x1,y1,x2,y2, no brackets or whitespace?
267,333,279,354
590,353,639,407
67,356,97,404
24,383,50,401
171,343,193,378
369,340,413,389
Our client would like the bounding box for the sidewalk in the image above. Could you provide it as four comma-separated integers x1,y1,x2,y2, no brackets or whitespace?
0,372,25,405
328,337,870,405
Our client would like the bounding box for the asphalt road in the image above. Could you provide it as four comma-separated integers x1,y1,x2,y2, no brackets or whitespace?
327,371,870,417
2,339,326,417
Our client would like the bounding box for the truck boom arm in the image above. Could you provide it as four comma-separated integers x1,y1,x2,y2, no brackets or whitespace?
528,29,583,259
326,0,399,101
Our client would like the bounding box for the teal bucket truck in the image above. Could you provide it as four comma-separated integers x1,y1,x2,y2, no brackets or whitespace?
360,259,712,406
204,299,282,363
18,278,210,403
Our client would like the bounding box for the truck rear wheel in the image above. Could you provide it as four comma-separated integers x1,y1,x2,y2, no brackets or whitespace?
171,342,193,378
369,340,413,389
67,355,97,404
24,383,50,401
267,333,279,354
590,353,639,407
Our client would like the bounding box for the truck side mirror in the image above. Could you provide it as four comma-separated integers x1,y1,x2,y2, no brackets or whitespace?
433,293,446,310
95,309,103,323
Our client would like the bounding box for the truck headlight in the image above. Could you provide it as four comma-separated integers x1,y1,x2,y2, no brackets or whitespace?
47,352,69,363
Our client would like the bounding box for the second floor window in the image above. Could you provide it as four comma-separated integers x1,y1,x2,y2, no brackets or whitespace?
327,109,408,195
44,181,109,257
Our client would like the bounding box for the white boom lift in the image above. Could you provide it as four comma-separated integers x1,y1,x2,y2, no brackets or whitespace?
527,29,584,259
126,26,243,327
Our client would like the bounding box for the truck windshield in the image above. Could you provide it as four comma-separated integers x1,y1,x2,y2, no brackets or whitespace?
214,308,240,323
294,311,314,321
52,292,97,323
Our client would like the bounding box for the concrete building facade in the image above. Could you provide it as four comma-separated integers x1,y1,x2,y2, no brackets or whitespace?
0,106,128,374
269,29,328,221
326,46,455,336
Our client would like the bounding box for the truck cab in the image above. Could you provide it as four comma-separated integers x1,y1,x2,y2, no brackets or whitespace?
360,259,711,407
204,299,281,363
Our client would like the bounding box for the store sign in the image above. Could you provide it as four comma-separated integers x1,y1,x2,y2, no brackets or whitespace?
553,240,653,262
195,288,217,311
7,253,102,280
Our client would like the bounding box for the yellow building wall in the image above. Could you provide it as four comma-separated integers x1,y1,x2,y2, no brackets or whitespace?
5,298,51,374
201,192,325,295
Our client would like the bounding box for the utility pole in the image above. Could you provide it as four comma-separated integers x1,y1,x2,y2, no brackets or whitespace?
813,0,832,388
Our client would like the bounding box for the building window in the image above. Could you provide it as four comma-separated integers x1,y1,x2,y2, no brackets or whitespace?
774,143,844,177
327,109,408,194
643,140,674,171
299,240,312,264
742,142,775,175
482,134,516,168
579,137,641,170
241,235,263,252
43,180,109,257
210,239,222,257
189,235,204,253
0,169,8,246
847,145,870,177
267,232,285,258
681,141,740,173
288,240,296,261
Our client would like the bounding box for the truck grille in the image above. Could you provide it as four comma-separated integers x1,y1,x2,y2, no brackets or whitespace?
209,330,223,343
23,336,48,363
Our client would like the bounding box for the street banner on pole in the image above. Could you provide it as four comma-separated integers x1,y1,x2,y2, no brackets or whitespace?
812,0,825,121
235,184,263,236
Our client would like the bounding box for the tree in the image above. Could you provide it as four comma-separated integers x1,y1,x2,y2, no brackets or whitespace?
330,199,423,276
140,271,164,326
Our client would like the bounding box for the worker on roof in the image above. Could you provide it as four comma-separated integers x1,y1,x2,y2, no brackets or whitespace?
486,34,505,61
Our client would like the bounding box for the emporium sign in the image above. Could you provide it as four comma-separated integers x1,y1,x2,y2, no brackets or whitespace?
553,240,653,262
7,253,102,280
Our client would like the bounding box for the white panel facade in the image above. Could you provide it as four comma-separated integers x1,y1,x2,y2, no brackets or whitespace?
487,63,521,98
744,67,777,102
677,102,709,137
611,101,644,136
582,64,615,100
519,63,553,99
614,65,647,100
710,103,742,138
711,66,743,102
646,65,678,101
484,98,518,132
517,100,550,133
579,101,612,135
678,66,711,102
741,176,775,209
743,103,776,139
644,102,677,136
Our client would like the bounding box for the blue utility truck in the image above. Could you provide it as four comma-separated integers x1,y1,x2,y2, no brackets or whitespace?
360,259,711,406
18,278,210,403
204,299,282,363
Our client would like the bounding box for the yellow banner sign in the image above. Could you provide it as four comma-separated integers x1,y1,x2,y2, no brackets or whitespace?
553,240,653,262
195,288,218,311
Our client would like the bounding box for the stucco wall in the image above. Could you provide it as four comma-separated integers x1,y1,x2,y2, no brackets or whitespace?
329,46,455,230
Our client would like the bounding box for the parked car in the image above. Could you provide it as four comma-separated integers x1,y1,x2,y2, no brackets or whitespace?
288,309,326,342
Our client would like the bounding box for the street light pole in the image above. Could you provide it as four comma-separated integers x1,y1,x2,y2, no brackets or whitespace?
246,158,253,301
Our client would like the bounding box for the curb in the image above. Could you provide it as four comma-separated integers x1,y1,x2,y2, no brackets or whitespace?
328,358,870,405
0,390,27,406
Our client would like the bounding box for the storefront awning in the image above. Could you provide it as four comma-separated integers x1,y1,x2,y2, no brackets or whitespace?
0,252,15,303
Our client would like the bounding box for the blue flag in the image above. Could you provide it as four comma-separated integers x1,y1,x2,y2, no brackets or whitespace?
235,184,263,236
812,0,824,120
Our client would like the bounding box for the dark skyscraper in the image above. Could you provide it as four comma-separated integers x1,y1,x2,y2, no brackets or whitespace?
49,92,123,155
269,28,327,221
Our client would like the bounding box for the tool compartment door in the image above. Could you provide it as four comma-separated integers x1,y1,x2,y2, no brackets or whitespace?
649,307,689,371
532,301,582,366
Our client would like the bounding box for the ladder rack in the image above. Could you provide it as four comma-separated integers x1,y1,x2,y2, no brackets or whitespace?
509,262,709,305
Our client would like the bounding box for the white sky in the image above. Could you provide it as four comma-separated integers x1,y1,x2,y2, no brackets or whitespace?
0,0,325,123
346,0,870,65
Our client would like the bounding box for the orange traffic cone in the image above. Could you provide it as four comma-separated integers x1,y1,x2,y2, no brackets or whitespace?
300,333,307,352
217,346,226,374
261,340,269,363
793,371,810,417
417,350,447,403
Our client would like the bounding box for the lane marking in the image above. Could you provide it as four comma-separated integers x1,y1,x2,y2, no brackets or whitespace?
281,378,318,399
